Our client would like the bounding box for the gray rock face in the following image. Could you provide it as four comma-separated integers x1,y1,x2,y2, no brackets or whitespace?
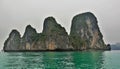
21,25,37,50
70,12,108,50
4,30,21,51
41,17,71,50
3,12,110,51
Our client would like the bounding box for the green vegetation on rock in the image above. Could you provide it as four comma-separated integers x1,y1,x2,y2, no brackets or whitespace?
3,12,111,51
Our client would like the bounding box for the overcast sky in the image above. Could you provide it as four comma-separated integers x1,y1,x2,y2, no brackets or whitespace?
0,0,120,49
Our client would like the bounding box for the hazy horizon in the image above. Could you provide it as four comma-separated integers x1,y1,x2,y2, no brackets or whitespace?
0,0,120,50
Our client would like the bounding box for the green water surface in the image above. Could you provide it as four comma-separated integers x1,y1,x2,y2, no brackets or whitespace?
0,51,119,69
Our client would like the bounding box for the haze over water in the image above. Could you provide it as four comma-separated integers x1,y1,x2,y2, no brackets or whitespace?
0,0,120,69
0,0,120,50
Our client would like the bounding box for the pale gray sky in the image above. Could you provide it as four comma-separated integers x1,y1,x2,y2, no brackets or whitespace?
0,0,120,49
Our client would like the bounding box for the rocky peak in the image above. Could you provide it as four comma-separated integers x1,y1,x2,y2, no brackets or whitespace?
9,30,21,38
23,25,37,37
22,25,37,43
42,17,67,35
3,12,110,51
44,17,57,24
70,12,107,50
41,16,71,50
4,29,21,51
70,12,98,35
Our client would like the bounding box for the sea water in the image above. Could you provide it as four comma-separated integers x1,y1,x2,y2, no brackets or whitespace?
0,51,119,69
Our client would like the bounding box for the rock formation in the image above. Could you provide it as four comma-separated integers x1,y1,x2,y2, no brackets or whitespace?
3,12,110,52
42,17,72,50
4,30,21,51
21,25,37,50
70,12,109,50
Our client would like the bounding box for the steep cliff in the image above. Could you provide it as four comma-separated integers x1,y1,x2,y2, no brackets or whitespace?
38,17,72,50
4,30,21,51
3,12,110,51
21,25,38,50
70,12,109,50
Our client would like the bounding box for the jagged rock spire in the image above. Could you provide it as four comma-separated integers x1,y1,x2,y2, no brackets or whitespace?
4,29,21,51
70,12,108,50
3,12,110,51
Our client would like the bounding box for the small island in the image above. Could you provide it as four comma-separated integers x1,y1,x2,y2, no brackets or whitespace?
3,12,110,52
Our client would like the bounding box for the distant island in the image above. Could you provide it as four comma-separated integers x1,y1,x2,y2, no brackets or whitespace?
111,43,120,50
3,12,111,52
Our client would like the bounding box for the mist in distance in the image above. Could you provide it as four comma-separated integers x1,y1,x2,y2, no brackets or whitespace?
0,0,120,50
